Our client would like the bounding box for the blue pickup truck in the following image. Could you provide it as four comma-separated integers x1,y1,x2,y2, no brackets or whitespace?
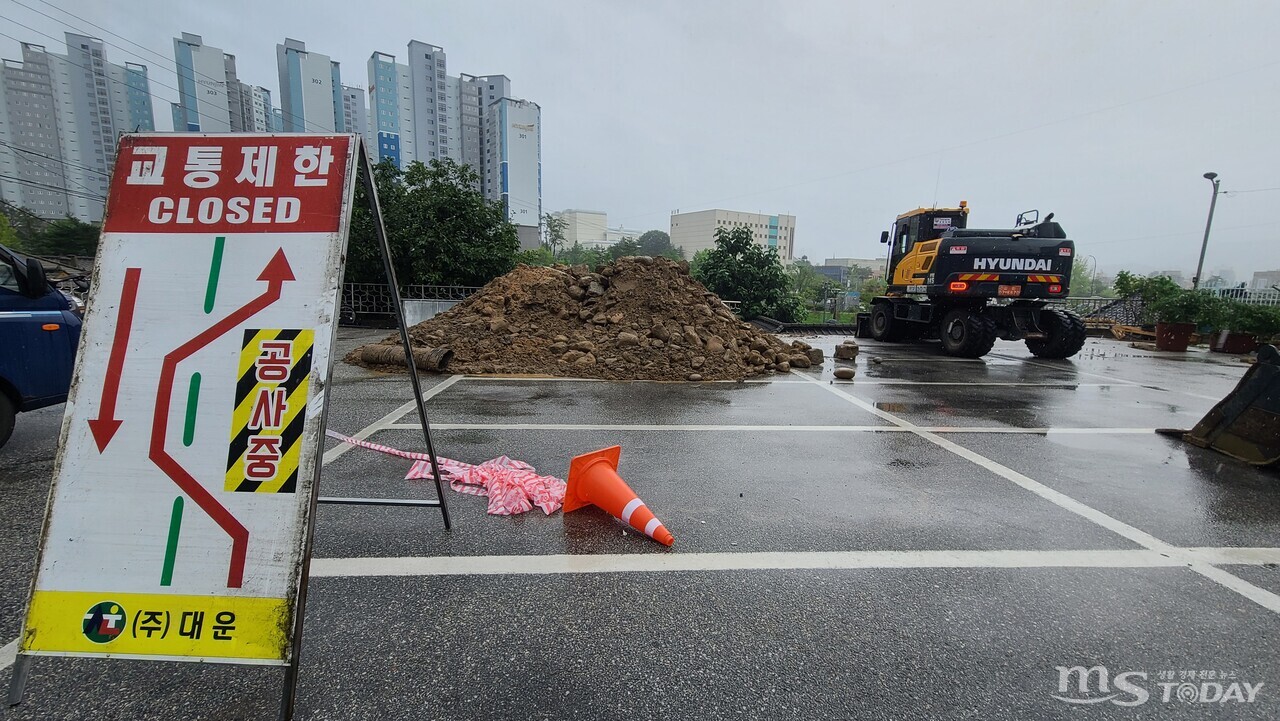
0,243,82,448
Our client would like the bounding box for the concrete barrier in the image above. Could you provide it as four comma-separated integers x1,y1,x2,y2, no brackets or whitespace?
403,299,461,325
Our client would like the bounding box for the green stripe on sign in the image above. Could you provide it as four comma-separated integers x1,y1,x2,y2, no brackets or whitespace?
203,236,225,314
160,496,184,586
182,372,201,447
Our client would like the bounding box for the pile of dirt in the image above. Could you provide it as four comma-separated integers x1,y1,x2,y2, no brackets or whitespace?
349,256,821,380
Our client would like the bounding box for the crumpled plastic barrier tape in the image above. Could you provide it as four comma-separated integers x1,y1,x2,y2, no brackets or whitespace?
325,429,566,516
405,457,566,516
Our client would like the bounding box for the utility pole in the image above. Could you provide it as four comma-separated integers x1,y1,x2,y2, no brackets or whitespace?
1193,172,1221,289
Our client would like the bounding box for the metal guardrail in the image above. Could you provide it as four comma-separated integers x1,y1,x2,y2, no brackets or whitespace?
342,283,481,319
1202,288,1280,307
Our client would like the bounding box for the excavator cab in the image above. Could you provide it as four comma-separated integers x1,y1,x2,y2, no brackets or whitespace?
880,203,970,288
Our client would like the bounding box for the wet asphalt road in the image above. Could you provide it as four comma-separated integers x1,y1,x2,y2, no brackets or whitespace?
2,329,1279,720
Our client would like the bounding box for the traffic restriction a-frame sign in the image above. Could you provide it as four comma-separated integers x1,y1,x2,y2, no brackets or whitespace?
8,133,453,719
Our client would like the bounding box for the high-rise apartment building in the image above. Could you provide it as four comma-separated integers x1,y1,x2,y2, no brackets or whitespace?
0,33,155,221
369,45,518,179
362,40,541,243
245,86,277,133
485,97,541,249
276,38,342,132
173,33,283,136
340,85,370,149
406,40,448,162
669,210,796,260
454,74,482,168
172,33,235,132
367,51,416,166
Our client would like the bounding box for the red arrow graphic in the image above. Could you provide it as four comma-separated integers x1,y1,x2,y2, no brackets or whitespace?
88,267,142,452
149,248,295,588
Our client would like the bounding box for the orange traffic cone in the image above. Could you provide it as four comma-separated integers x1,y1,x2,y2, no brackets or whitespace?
564,446,674,546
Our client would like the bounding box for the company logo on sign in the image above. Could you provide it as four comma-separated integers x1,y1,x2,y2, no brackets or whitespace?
1052,665,1264,707
933,217,952,229
973,258,1052,271
512,122,536,132
82,602,127,644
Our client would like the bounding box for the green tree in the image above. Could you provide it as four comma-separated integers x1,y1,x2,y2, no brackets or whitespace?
26,217,100,256
561,241,587,265
0,203,46,251
0,212,18,250
848,264,874,284
636,229,684,259
347,158,519,286
347,158,409,284
514,246,556,266
1070,257,1113,296
691,226,802,321
789,257,826,303
608,237,642,260
542,212,567,256
562,241,610,267
857,276,887,312
689,248,712,277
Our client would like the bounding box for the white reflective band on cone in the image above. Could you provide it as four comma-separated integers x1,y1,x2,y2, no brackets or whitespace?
621,498,644,524
644,518,661,538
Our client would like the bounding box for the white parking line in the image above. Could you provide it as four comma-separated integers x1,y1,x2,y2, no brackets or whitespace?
322,375,462,466
791,370,1280,615
1184,547,1280,564
853,381,1118,386
849,356,987,363
987,353,1223,400
454,376,811,384
308,549,1179,577
452,375,1146,389
385,422,1157,435
308,547,1280,578
389,423,899,432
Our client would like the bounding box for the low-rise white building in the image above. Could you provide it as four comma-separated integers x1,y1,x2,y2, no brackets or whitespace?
670,209,795,260
552,209,644,250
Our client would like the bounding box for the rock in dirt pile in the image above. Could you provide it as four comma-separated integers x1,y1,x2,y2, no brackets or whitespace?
350,256,822,380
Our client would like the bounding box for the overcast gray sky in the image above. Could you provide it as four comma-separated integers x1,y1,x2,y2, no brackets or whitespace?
5,0,1279,282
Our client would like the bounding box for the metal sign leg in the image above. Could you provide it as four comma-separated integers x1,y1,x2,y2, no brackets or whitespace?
357,142,452,530
278,138,454,721
7,654,32,707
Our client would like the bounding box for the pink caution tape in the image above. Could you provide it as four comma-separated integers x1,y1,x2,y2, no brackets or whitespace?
325,430,566,516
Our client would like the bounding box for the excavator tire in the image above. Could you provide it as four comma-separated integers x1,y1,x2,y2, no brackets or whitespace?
870,303,901,342
1027,308,1087,359
939,308,997,358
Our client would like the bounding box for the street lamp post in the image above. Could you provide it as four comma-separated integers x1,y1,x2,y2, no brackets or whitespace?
1086,254,1099,295
1193,172,1221,289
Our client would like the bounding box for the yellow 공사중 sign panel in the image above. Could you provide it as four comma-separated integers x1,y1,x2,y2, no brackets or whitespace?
18,133,359,665
225,329,314,494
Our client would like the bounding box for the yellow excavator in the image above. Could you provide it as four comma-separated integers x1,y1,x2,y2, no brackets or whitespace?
867,202,1086,358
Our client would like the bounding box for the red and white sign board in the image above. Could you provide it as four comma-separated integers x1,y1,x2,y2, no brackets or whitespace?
19,134,359,664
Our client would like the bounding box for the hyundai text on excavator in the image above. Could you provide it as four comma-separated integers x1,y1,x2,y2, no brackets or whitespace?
867,202,1086,358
